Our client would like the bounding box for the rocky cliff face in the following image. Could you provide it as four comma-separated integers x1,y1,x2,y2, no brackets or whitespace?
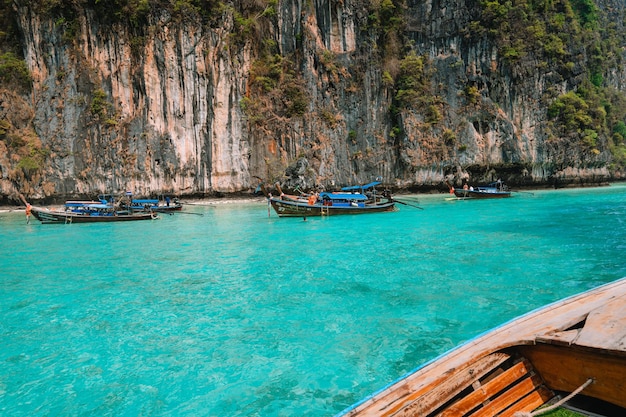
0,0,624,202
10,4,251,199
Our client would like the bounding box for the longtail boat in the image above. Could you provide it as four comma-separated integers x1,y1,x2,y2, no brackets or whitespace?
30,202,157,224
447,180,512,199
260,181,397,217
338,277,626,417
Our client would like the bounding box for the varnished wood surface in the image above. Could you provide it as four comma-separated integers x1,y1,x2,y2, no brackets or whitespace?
384,353,511,417
520,344,626,409
439,360,534,417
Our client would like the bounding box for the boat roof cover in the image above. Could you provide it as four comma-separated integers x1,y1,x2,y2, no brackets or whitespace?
65,201,102,207
319,192,367,201
341,181,381,192
77,203,111,209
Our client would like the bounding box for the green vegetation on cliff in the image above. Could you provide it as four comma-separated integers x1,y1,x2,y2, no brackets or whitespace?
468,0,626,167
0,52,31,91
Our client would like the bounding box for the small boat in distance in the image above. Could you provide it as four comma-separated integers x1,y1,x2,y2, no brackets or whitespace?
447,180,512,199
337,277,626,417
260,181,397,217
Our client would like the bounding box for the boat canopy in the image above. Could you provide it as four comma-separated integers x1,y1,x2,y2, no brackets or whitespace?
65,203,112,210
320,192,368,201
341,181,381,192
84,203,112,209
132,199,160,204
65,201,102,207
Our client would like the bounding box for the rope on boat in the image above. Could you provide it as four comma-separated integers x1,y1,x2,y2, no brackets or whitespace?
513,378,594,417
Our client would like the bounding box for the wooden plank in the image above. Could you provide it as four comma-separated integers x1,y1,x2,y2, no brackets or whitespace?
438,360,533,417
535,329,580,346
519,344,626,409
361,383,413,417
387,353,511,417
467,374,544,417
574,295,626,352
498,386,554,417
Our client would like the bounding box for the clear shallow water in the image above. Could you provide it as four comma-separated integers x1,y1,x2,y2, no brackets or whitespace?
2,184,626,416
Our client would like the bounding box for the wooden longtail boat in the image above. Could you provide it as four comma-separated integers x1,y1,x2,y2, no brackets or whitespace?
30,204,157,224
338,278,626,417
261,181,397,217
268,194,396,217
447,181,512,199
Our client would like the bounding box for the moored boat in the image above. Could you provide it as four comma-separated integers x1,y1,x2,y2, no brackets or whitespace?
447,180,512,199
338,277,626,417
30,201,157,224
261,181,397,217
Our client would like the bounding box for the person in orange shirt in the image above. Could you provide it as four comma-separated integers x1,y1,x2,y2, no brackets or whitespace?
25,203,32,224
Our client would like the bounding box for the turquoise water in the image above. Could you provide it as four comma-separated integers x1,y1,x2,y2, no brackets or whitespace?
2,184,626,416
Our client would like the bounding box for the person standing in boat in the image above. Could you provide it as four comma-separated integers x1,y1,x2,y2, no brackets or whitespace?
25,203,32,224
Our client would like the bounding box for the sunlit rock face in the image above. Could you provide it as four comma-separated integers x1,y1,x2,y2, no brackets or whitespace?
14,6,252,198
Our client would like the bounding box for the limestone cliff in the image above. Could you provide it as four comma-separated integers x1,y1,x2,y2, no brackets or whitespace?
0,0,624,203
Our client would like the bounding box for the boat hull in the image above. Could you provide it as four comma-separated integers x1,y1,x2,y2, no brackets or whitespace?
31,207,156,224
338,278,626,416
453,189,511,199
269,198,396,217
